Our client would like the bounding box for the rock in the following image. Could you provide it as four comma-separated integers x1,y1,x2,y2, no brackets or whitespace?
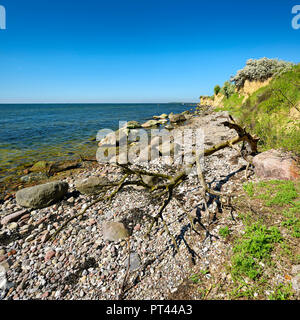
102,221,129,242
7,222,18,230
252,149,299,180
153,113,168,120
75,176,109,195
0,265,8,300
157,119,168,125
1,209,28,225
98,128,128,147
16,181,69,209
45,250,56,262
29,161,49,173
20,172,48,183
159,141,181,157
291,265,300,275
126,121,141,129
125,253,141,272
169,113,186,123
141,175,160,187
141,120,160,128
165,124,174,130
292,274,300,294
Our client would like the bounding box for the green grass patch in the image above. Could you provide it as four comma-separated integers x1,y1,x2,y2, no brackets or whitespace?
231,224,282,280
189,273,201,284
219,226,231,238
268,283,293,300
282,201,300,238
243,180,299,206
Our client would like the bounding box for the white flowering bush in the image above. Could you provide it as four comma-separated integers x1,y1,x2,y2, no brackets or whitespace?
231,58,294,89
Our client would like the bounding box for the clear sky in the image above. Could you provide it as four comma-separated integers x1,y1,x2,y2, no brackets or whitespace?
0,0,299,103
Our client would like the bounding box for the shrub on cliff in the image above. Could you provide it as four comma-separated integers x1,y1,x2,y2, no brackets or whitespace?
231,58,294,89
214,85,221,96
221,81,236,99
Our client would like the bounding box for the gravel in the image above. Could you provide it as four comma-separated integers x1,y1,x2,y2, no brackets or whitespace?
0,111,257,300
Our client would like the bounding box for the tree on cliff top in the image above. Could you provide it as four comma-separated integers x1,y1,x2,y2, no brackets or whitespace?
231,58,294,89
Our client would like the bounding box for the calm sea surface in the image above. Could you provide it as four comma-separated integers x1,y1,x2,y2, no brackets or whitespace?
0,103,196,178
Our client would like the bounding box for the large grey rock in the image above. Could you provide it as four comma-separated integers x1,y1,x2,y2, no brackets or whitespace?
169,113,186,123
16,181,68,209
102,221,129,242
75,176,109,195
252,149,299,181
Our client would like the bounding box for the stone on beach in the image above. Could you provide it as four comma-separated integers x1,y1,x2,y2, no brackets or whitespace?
126,121,141,129
75,176,109,195
0,209,28,226
20,172,48,183
16,181,69,209
29,161,49,173
141,120,160,128
102,221,129,242
169,113,186,123
153,113,168,120
252,149,299,180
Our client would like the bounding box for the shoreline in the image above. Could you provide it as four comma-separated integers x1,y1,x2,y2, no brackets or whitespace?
0,106,197,200
0,107,299,300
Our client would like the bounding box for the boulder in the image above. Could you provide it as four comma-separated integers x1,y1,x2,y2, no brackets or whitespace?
98,128,128,147
126,121,141,129
153,113,168,120
252,149,299,181
159,141,181,156
29,161,49,173
20,172,48,183
102,221,129,242
169,113,186,123
16,181,69,209
75,176,109,195
141,120,160,128
141,175,160,186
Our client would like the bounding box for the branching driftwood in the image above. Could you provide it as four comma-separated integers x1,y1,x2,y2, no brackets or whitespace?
49,119,259,246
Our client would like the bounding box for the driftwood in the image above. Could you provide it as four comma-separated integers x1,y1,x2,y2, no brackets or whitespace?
47,118,259,299
49,119,259,246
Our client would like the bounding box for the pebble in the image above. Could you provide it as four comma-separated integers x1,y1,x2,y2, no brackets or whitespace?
0,111,266,300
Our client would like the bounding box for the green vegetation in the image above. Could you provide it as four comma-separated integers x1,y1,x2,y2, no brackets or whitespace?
243,180,299,206
214,85,221,96
231,58,294,89
221,81,235,99
282,201,300,238
215,62,300,154
189,273,201,284
268,283,293,300
219,226,231,238
231,224,282,280
225,180,299,299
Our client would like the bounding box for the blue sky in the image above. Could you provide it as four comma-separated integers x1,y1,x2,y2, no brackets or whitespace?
0,0,299,103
